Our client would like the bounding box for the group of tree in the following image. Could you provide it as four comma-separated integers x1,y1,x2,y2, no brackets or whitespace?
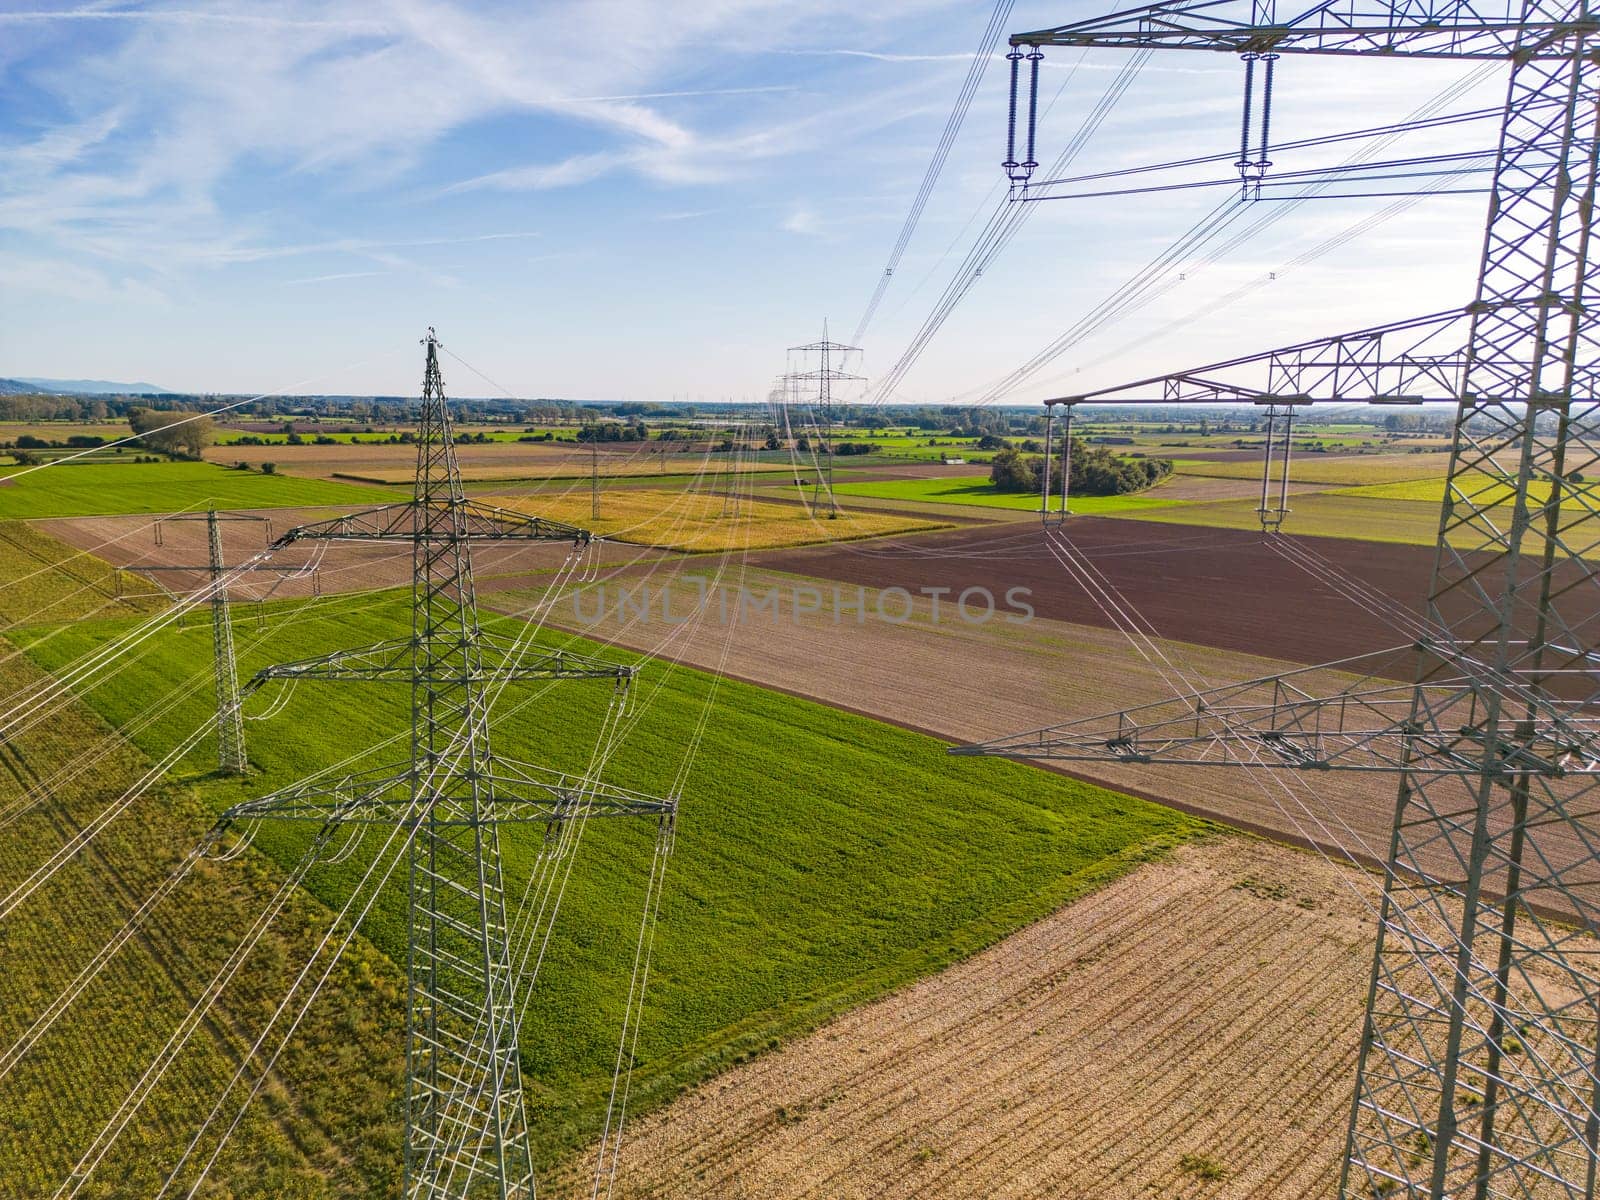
576,421,649,443
127,408,213,458
0,394,112,421
10,434,108,449
988,445,1174,496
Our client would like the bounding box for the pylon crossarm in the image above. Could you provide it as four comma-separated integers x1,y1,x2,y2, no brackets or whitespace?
1046,309,1478,406
1012,0,1588,60
219,760,672,825
252,632,634,685
952,647,1600,776
272,499,590,547
489,756,675,818
453,498,589,542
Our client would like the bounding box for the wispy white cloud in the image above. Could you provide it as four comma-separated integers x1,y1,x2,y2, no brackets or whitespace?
783,206,821,235
443,153,613,195
0,9,387,30
651,208,722,222
282,269,384,285
550,85,798,104
772,49,979,63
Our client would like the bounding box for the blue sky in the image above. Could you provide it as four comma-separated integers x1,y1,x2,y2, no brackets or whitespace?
0,2,1503,403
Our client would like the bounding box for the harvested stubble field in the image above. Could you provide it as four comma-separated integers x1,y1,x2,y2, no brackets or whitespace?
43,505,591,602
550,836,1376,1200
494,488,951,552
207,439,788,484
45,487,950,599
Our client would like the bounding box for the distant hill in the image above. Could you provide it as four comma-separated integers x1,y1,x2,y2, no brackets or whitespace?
3,376,169,395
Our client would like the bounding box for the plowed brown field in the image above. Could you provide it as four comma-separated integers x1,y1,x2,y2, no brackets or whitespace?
754,519,1445,668
758,518,1587,672
550,837,1375,1200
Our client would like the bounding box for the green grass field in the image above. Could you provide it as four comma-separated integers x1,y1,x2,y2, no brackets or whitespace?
0,460,405,518
14,589,1200,1178
832,474,1185,515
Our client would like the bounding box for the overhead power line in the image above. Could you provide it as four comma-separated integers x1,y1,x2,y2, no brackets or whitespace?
869,46,1149,404
850,0,1017,347
968,60,1500,406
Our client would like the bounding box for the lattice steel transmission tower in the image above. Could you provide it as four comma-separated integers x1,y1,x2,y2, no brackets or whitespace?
205,512,247,774
957,3,1600,1196
217,331,672,1199
789,323,863,516
142,508,282,774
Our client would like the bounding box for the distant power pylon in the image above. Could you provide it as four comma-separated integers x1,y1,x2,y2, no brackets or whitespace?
218,331,673,1198
143,507,285,774
789,323,863,517
959,3,1600,1196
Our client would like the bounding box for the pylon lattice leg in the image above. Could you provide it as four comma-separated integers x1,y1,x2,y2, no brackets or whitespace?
1340,9,1600,1197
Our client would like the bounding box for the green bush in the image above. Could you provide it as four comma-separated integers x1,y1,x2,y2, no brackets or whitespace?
1178,1152,1228,1181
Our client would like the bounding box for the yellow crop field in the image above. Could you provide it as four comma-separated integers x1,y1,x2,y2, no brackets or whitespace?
1176,451,1453,486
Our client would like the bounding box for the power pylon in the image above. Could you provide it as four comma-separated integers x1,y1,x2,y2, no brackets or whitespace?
218,331,673,1198
199,511,247,776
143,508,282,774
958,4,1600,1196
789,323,863,517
